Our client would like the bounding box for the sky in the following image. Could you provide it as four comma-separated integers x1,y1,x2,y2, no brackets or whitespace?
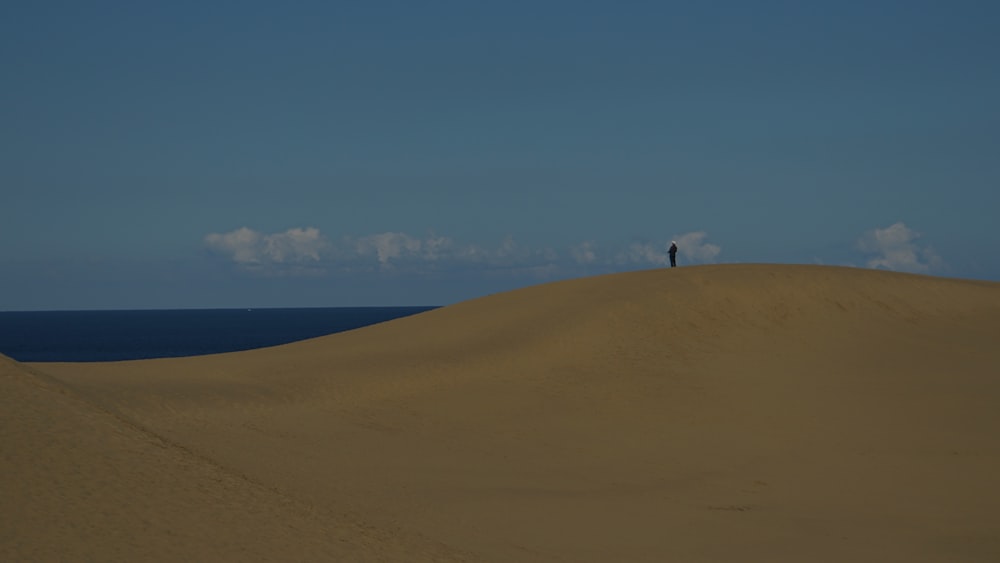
2,0,998,310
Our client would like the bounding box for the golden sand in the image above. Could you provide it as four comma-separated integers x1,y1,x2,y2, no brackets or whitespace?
4,264,1000,561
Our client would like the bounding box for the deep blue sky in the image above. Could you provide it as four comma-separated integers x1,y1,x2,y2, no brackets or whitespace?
3,1,998,309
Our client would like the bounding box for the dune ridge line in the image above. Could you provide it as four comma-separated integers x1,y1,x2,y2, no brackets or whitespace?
7,264,1000,562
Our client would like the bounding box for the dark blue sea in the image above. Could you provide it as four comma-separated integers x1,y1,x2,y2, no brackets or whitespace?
0,307,437,363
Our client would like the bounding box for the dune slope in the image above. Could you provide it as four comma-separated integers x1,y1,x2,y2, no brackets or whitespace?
16,264,1000,562
0,355,476,561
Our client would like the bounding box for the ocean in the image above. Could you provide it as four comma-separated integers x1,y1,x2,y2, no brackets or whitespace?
0,307,437,362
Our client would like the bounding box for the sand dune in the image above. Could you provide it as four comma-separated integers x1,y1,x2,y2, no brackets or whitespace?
6,264,1000,562
0,356,468,562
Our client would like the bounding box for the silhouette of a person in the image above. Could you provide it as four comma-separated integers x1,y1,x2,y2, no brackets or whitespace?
668,241,678,267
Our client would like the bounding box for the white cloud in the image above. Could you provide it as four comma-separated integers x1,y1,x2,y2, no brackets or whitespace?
488,236,558,267
615,232,721,267
422,235,455,261
205,227,327,265
354,232,423,265
673,231,722,263
570,241,597,264
617,241,669,266
348,232,493,269
206,227,720,276
204,227,263,264
497,235,518,258
858,222,943,274
265,227,326,263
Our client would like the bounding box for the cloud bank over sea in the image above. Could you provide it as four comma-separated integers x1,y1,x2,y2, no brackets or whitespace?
204,227,725,277
205,221,947,279
857,222,944,274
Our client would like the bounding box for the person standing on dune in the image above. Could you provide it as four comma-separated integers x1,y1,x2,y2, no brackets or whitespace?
668,240,678,267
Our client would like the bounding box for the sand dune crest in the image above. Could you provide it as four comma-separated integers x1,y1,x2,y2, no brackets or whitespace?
9,264,1000,561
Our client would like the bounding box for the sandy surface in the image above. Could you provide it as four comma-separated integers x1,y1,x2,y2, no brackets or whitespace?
5,264,1000,562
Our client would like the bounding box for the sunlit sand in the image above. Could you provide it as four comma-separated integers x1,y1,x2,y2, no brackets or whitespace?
4,264,1000,562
